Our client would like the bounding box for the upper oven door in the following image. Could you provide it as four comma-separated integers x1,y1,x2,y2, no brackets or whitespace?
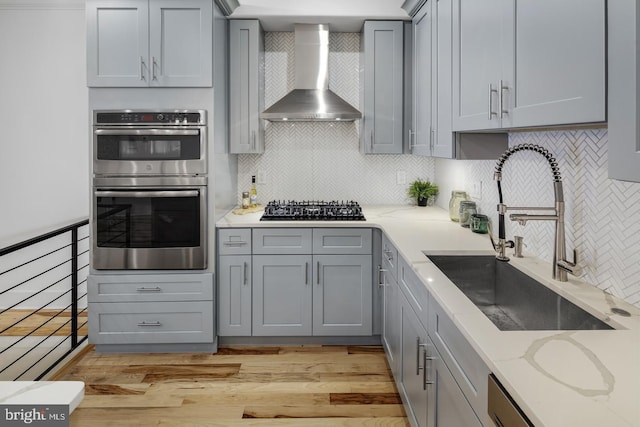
93,127,207,176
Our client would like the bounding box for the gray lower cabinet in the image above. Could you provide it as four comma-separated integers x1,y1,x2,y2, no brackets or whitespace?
252,255,312,336
381,235,400,377
431,347,483,427
313,254,373,336
218,255,252,336
88,273,214,347
399,289,429,427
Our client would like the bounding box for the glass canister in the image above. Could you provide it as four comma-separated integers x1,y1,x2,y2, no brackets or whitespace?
471,214,489,234
449,191,469,222
458,201,477,227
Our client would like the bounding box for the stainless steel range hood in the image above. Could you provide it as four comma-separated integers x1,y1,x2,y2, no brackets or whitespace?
260,24,362,122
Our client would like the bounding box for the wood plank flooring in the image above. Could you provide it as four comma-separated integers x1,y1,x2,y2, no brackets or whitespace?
55,345,409,426
0,309,88,336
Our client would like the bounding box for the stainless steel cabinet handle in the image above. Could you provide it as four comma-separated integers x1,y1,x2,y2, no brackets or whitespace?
152,56,158,80
499,79,508,118
138,321,162,327
223,241,247,246
251,130,256,151
95,190,199,198
370,131,374,152
488,83,498,120
243,262,248,285
140,56,145,81
429,128,434,154
377,265,388,287
383,249,394,263
416,337,422,375
420,343,435,389
408,129,415,150
136,286,162,292
316,261,321,285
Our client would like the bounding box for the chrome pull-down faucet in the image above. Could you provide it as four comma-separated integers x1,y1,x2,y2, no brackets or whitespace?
491,144,582,282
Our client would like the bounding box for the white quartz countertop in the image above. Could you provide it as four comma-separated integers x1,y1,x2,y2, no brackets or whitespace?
217,205,640,427
0,381,85,413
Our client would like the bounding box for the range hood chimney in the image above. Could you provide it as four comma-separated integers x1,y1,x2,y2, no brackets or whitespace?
260,24,362,122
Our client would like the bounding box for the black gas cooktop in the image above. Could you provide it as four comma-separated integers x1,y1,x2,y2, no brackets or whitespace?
260,200,366,221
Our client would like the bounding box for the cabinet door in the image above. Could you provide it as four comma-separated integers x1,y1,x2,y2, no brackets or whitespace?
452,0,504,131
148,0,212,87
411,2,433,156
312,255,373,336
86,0,149,87
382,271,401,378
399,291,429,427
252,255,312,336
508,0,605,127
362,21,404,154
229,20,264,154
218,256,252,336
608,0,640,182
432,0,455,158
431,344,483,427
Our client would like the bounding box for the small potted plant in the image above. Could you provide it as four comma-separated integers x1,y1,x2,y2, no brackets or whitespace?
408,179,439,206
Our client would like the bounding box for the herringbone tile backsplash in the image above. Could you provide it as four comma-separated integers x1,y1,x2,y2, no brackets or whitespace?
436,129,640,306
238,32,640,307
239,32,435,205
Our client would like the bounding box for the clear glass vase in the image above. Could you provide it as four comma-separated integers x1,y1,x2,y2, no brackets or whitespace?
449,191,469,222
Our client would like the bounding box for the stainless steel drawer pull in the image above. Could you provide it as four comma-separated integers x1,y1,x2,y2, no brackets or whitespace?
223,240,247,246
317,261,321,285
136,287,162,292
499,79,509,118
422,345,435,389
140,56,145,80
138,321,162,327
243,262,248,285
305,262,309,285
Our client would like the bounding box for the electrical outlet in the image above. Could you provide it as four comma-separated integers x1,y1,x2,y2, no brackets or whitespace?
470,180,482,199
257,170,267,184
396,171,407,185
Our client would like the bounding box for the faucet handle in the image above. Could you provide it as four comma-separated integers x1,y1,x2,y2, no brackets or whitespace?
557,249,583,277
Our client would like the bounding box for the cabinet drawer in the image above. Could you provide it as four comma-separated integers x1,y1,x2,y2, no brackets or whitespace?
88,273,213,303
312,228,372,254
398,256,429,326
253,228,312,254
429,296,489,421
381,233,398,281
89,301,213,344
218,228,252,255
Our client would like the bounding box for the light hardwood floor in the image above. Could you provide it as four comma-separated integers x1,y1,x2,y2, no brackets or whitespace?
54,345,409,426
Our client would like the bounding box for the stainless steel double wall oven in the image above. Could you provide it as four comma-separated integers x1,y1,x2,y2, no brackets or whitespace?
92,110,208,270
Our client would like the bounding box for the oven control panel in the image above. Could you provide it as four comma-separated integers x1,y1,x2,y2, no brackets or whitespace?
94,110,206,126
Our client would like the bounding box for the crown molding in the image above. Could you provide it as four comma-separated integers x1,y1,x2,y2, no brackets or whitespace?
0,0,84,10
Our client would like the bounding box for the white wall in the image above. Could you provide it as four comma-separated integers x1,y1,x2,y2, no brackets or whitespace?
0,1,88,247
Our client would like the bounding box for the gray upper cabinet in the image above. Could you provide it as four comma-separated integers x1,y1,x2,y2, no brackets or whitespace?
410,2,433,157
409,0,455,158
608,0,640,182
453,0,605,131
86,0,212,87
229,19,265,154
361,21,405,154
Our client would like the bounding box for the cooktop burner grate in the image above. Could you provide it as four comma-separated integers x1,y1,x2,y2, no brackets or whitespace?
260,200,366,221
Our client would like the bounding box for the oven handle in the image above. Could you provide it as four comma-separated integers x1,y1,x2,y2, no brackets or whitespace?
95,190,199,198
95,129,200,136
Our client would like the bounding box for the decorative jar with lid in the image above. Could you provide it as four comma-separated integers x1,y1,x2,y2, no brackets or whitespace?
449,191,469,222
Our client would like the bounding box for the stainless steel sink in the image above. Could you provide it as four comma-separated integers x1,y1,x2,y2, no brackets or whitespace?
425,254,613,331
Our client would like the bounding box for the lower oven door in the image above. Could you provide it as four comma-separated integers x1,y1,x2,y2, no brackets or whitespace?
92,178,207,270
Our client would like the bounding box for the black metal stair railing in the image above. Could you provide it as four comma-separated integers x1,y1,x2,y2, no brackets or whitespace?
0,219,90,380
